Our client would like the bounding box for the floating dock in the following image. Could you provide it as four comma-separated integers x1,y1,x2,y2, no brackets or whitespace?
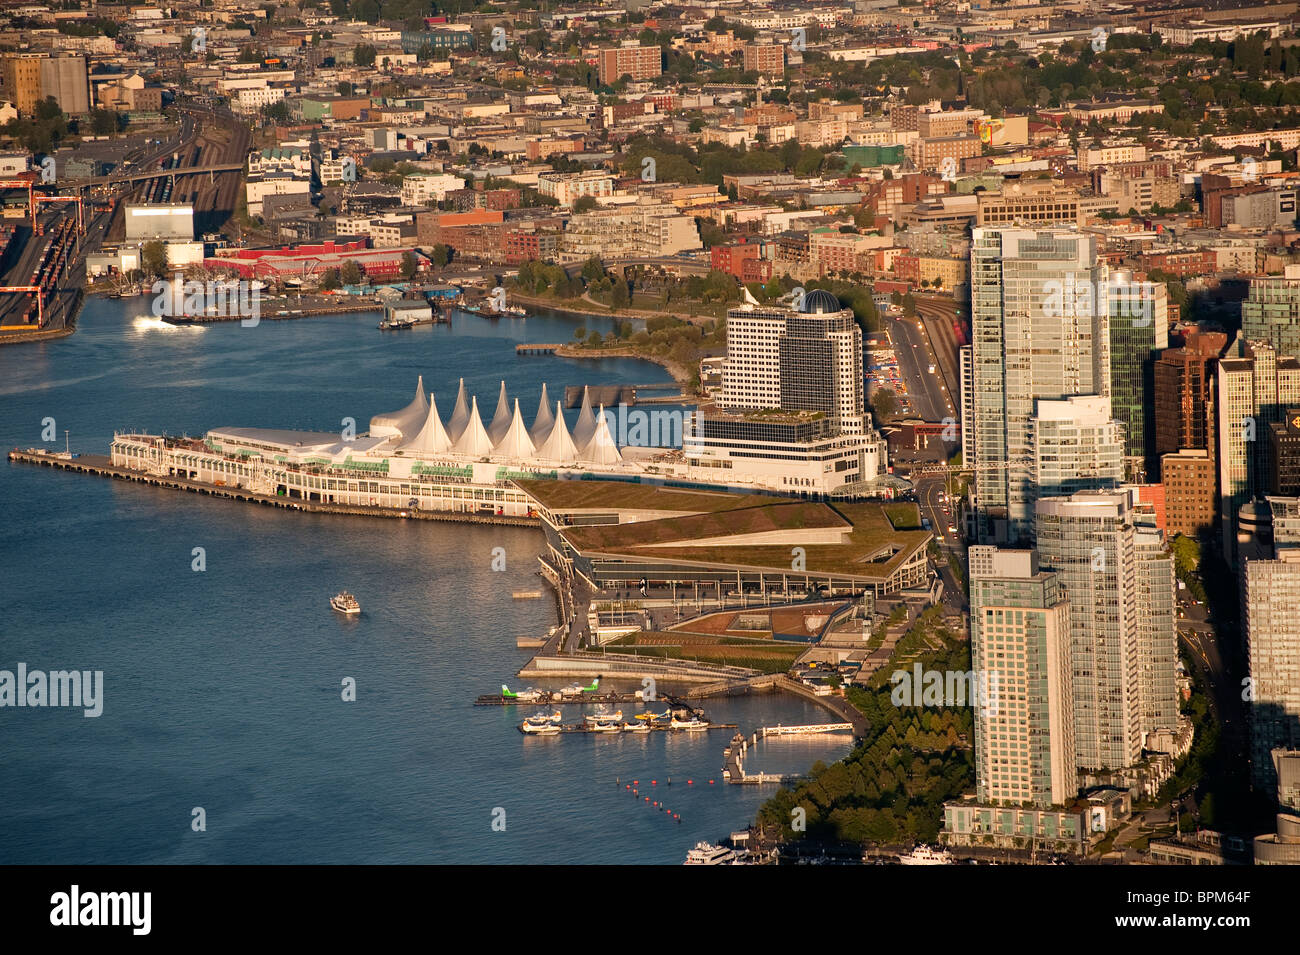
516,343,563,354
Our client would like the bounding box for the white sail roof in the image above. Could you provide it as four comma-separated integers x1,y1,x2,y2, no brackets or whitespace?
452,395,494,457
571,385,598,450
487,381,511,445
534,401,579,464
397,394,452,455
581,405,623,465
370,375,428,440
446,378,470,443
493,398,536,460
529,383,554,444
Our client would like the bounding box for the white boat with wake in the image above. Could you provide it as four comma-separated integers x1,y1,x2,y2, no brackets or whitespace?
330,591,360,615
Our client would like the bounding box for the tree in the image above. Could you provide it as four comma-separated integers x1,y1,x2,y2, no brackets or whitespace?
870,388,898,419
318,268,341,291
354,44,377,67
428,244,450,268
141,241,168,278
341,260,362,285
400,251,418,280
581,256,606,283
610,278,630,310
573,194,598,214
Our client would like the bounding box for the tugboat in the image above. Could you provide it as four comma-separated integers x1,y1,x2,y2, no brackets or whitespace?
330,591,361,615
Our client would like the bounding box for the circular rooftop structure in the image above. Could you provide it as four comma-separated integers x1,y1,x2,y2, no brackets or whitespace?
802,289,842,314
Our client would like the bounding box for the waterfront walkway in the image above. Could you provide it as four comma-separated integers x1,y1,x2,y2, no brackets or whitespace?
7,449,536,527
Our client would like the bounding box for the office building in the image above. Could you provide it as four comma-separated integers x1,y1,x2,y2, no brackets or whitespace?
1108,275,1168,480
1161,449,1217,540
970,228,1110,542
960,344,974,460
1244,267,1300,376
1153,329,1227,474
1254,749,1300,864
1216,338,1300,561
1244,498,1300,794
1269,408,1300,496
720,290,865,435
1033,396,1124,501
1035,490,1179,771
684,290,887,492
968,547,1076,807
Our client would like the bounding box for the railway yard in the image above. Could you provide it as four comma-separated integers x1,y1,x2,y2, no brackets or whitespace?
0,103,249,340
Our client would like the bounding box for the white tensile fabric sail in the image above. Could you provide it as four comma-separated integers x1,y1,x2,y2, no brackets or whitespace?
370,375,428,440
487,380,511,445
581,405,622,465
446,378,470,443
452,395,494,456
571,386,598,450
398,393,452,455
529,383,554,444
493,398,536,460
534,401,579,464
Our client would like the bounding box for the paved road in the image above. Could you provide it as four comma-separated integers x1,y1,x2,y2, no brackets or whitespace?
885,314,952,423
914,294,963,415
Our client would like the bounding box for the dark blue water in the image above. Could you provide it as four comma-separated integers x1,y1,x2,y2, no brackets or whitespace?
0,299,851,864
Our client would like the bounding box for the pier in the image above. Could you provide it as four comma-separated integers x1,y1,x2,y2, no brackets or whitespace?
722,733,800,785
8,449,536,527
516,343,563,354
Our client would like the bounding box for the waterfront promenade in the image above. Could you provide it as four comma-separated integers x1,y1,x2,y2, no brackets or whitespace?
7,449,535,527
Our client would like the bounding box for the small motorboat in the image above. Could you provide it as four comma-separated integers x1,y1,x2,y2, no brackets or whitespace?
330,591,361,615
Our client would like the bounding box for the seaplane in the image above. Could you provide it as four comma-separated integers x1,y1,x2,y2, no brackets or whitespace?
558,677,600,698
500,684,543,703
584,708,624,726
635,709,671,723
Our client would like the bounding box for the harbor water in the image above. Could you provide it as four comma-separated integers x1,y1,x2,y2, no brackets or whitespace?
0,299,852,864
